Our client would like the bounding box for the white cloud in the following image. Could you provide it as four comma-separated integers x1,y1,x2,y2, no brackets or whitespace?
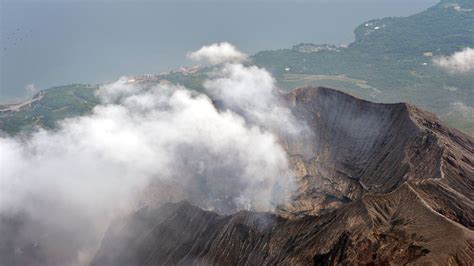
0,52,298,264
1,82,292,216
445,3,474,12
451,102,474,119
433,47,474,74
187,42,248,65
204,63,304,135
96,76,143,103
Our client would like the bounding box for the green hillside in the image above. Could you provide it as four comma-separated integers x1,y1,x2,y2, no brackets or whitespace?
252,0,474,135
0,84,99,135
351,0,474,57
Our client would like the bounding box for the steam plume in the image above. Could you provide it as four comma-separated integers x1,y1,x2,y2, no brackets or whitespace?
0,43,298,265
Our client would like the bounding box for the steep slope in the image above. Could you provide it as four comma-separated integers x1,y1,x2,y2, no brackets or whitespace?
93,87,474,265
280,87,473,229
92,186,473,265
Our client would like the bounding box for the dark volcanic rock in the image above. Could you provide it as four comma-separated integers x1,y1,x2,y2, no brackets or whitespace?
92,87,474,265
92,185,473,265
280,88,473,225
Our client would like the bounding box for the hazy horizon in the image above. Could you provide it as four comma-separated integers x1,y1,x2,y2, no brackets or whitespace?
1,2,473,265
1,0,437,101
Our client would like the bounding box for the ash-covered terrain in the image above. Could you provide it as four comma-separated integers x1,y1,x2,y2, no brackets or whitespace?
89,86,473,265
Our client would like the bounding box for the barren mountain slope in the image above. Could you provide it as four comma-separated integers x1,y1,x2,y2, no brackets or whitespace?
92,186,473,265
92,87,474,265
280,87,473,228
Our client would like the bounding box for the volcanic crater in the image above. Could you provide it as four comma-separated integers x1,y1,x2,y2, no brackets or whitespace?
91,87,474,265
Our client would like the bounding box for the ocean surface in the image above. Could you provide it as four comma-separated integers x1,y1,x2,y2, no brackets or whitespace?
1,0,437,101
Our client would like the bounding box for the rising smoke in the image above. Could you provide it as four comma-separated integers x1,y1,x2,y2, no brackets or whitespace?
0,43,300,265
204,63,303,135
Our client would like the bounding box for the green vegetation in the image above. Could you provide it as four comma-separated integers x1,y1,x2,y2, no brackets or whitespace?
163,72,207,92
252,0,474,135
351,0,474,57
0,84,99,135
0,72,209,136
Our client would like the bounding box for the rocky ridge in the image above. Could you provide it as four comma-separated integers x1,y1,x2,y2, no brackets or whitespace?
92,87,474,265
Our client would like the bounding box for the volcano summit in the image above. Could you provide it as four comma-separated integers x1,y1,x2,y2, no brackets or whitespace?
91,87,474,265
